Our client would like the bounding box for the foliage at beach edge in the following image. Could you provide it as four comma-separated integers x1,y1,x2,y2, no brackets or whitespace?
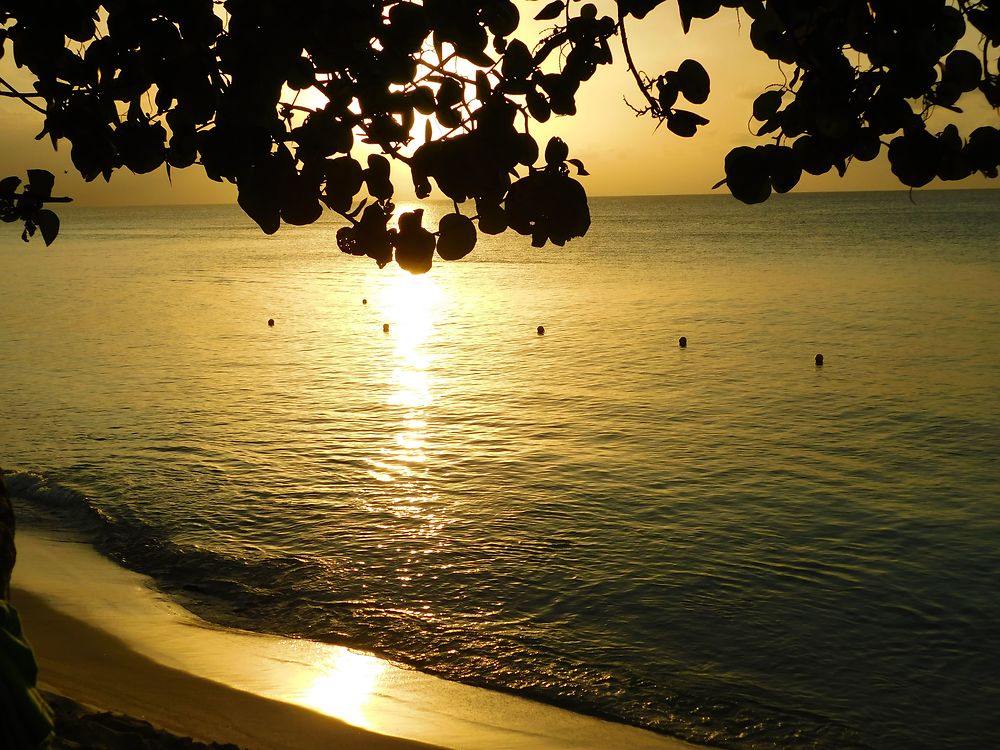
1,0,998,269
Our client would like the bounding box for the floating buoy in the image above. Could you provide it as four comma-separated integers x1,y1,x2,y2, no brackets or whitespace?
383,323,390,333
267,318,275,327
679,336,687,348
815,353,824,366
537,325,545,335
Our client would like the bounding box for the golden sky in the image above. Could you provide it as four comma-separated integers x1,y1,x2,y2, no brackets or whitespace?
0,1,996,206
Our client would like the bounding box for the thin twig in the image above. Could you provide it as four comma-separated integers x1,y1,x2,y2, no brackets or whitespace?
617,12,659,116
4,191,74,203
0,76,47,114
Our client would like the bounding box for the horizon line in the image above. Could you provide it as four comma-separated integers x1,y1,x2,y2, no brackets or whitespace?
58,184,998,210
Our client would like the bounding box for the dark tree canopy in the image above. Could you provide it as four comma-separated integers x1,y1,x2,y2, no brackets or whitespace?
1,0,998,267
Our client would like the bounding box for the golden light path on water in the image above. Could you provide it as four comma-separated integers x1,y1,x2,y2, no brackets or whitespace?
303,271,445,728
366,271,441,484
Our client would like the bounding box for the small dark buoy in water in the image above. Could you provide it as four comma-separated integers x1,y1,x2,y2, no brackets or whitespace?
679,336,687,348
383,323,390,333
362,298,367,305
537,325,545,335
267,318,275,327
815,353,824,366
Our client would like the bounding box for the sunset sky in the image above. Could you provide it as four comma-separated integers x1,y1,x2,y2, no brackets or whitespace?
3,6,1000,750
0,1,995,206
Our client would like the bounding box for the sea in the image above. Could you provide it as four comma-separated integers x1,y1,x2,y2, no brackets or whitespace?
2,190,998,750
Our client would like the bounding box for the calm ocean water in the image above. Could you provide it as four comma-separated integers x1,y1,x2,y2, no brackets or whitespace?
2,191,999,749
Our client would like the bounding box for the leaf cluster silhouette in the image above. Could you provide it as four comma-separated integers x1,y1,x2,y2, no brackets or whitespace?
1,0,997,267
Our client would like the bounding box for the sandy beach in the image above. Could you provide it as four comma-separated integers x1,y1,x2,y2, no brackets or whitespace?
15,590,438,750
11,529,703,750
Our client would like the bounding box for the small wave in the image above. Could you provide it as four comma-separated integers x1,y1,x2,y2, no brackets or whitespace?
4,470,112,534
3,470,354,641
0,468,882,749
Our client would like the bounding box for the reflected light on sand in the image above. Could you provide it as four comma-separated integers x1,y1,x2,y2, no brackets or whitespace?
301,648,388,729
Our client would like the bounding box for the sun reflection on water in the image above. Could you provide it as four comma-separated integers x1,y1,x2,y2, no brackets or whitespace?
362,270,452,584
366,272,443,484
383,272,438,411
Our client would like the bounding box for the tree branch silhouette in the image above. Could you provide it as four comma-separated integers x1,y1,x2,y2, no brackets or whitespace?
1,0,997,263
0,75,46,114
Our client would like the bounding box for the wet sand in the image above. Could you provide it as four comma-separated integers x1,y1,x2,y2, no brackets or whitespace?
16,590,437,750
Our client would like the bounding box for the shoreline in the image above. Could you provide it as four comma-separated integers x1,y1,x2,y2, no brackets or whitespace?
12,528,703,750
14,590,439,750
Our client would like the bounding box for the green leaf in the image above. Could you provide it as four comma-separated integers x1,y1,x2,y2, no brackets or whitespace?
36,208,60,246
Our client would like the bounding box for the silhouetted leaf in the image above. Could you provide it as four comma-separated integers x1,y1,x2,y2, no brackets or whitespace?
482,1,520,37
525,89,551,123
505,171,589,246
792,135,835,176
943,50,983,93
534,1,565,22
724,146,770,204
666,110,709,137
678,0,721,34
657,79,679,112
347,198,368,219
675,59,710,104
25,169,55,198
749,10,793,63
852,129,881,162
752,90,782,121
364,154,393,200
618,0,669,20
475,71,492,102
545,137,569,166
437,213,477,260
888,131,938,188
515,133,540,166
763,144,800,193
963,127,1000,177
501,39,534,82
0,176,21,196
35,208,60,246
395,209,435,273
3,0,997,252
